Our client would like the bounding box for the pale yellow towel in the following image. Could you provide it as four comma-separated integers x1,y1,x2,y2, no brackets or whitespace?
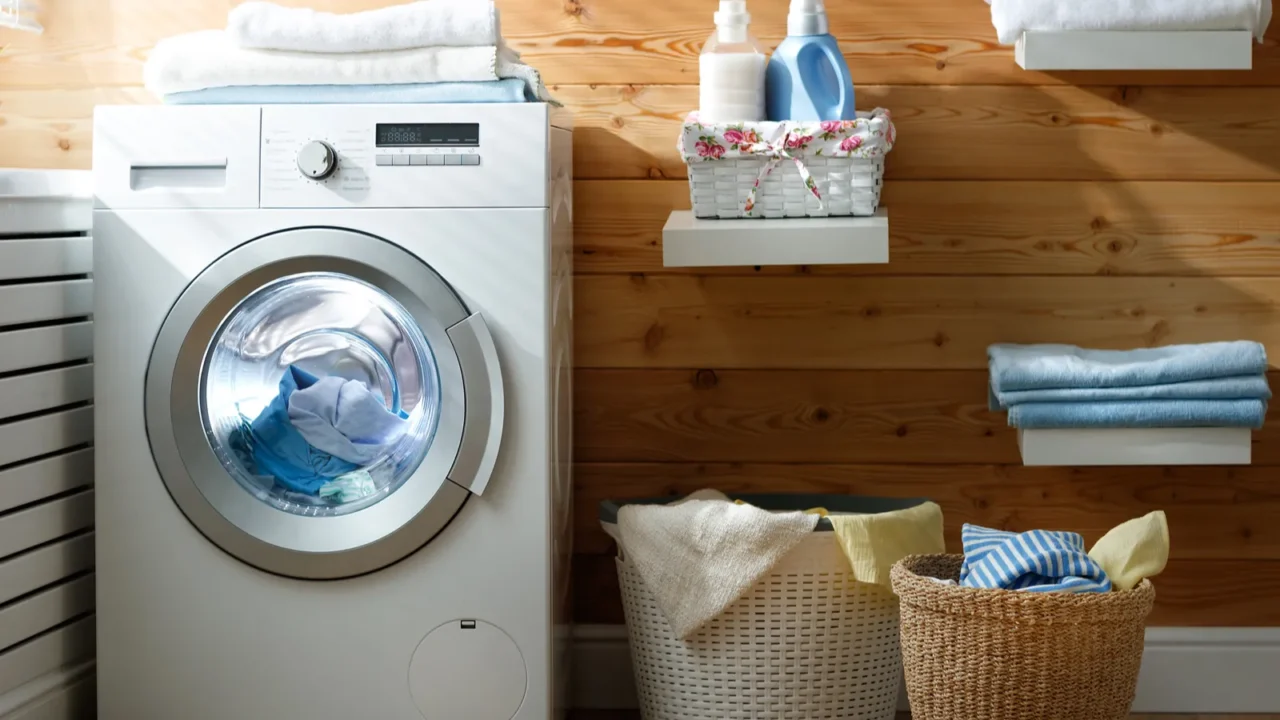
1088,510,1170,591
829,501,946,587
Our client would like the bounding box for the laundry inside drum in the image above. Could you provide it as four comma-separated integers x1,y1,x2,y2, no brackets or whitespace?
201,272,442,517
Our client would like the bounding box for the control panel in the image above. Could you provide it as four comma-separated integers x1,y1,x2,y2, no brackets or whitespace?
260,105,549,209
373,122,481,167
376,153,481,167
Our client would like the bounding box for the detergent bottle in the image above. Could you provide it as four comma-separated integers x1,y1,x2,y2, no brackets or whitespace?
765,0,855,122
698,0,767,123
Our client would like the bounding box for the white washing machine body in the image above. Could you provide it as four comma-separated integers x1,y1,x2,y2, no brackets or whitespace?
91,104,574,720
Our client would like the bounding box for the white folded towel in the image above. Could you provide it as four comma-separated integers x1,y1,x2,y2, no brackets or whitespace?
616,490,819,639
986,0,1272,45
143,30,554,103
228,0,500,54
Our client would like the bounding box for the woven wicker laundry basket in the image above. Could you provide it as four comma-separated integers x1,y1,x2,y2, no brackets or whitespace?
891,554,1156,720
602,494,925,720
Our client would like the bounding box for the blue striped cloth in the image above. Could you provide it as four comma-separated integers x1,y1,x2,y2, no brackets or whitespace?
960,524,1112,593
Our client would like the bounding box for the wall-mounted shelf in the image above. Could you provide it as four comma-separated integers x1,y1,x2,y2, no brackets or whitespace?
662,209,889,268
1015,30,1253,70
1018,427,1251,466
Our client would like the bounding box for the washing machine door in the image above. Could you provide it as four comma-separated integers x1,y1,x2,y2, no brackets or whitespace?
145,227,503,579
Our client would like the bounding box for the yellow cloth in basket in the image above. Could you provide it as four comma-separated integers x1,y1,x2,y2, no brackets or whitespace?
829,501,946,587
1088,510,1170,591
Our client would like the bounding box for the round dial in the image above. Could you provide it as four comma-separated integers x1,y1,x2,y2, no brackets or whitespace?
296,140,338,180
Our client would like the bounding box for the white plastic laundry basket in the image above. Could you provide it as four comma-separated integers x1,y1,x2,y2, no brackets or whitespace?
607,516,903,720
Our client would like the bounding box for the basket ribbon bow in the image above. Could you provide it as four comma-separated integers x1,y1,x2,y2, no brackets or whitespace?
740,131,824,215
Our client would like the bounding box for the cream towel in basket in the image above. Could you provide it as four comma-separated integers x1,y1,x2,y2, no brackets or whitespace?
616,490,819,639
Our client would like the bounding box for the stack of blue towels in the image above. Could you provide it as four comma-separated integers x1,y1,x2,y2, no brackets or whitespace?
988,341,1271,429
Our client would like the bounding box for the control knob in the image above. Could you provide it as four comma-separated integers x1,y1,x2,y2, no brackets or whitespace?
297,140,338,180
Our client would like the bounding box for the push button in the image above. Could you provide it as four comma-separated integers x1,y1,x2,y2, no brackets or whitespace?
376,154,394,166
427,155,445,166
444,155,462,166
461,155,481,166
410,155,428,166
392,155,410,166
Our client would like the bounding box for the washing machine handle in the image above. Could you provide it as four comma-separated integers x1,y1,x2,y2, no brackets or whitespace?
445,312,505,495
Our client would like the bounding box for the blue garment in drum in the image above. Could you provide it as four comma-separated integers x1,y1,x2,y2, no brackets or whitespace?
288,374,409,466
248,366,359,494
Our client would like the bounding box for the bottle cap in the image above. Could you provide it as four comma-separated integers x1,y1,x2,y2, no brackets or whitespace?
714,0,750,28
787,0,828,35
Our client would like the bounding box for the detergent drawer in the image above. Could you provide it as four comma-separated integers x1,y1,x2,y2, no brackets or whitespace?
93,106,261,210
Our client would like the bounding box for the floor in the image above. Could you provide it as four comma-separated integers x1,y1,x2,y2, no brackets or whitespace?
573,707,1280,712
571,714,1280,719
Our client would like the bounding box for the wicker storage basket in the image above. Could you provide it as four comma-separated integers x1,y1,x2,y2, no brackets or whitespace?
891,554,1156,720
602,494,928,720
679,109,895,219
687,155,884,219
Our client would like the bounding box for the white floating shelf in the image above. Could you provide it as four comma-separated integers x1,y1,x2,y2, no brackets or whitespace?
1018,427,1251,466
1015,30,1253,70
662,209,889,268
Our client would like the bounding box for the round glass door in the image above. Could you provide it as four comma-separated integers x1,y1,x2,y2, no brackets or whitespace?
205,272,440,517
146,228,503,580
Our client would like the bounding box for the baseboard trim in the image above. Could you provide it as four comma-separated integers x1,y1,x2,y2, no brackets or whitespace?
571,625,1280,713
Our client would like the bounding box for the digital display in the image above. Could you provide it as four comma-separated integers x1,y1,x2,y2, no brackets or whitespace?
376,123,480,147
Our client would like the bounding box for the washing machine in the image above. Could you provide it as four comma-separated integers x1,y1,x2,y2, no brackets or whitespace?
91,103,573,720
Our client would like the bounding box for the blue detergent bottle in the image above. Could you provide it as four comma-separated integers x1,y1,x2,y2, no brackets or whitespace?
765,0,855,121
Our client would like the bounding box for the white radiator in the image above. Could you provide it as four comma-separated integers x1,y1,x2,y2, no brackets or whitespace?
0,170,96,720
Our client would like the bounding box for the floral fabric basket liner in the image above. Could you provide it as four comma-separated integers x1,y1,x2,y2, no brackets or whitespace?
678,108,896,215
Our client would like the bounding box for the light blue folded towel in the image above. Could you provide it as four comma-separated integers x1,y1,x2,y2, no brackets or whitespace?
961,524,1111,593
988,341,1268,394
990,375,1272,410
1008,398,1267,429
164,79,534,105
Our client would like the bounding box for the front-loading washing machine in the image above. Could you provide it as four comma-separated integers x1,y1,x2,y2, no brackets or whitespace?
92,103,573,720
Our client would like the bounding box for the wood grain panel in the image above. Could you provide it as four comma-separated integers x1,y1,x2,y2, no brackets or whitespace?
573,552,1280,626
1149,560,1280,626
575,180,1280,277
9,0,1280,87
0,88,152,169
575,369,1280,464
575,276,1280,370
562,85,1280,181
575,369,1010,463
572,462,1280,558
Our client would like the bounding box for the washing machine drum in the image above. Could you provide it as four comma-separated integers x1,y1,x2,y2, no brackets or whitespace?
145,227,503,579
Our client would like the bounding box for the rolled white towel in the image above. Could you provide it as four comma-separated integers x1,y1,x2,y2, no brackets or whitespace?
144,29,556,103
986,0,1272,45
228,0,500,53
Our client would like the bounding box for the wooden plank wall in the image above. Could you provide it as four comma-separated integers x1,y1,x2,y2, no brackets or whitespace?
5,0,1280,626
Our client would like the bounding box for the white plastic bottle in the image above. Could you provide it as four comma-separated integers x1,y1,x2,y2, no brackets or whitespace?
698,0,767,123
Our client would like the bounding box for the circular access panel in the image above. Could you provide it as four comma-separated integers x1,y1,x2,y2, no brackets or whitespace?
408,620,527,720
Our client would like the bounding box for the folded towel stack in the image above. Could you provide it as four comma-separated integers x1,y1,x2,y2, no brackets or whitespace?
144,0,555,105
985,0,1272,46
989,341,1271,429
